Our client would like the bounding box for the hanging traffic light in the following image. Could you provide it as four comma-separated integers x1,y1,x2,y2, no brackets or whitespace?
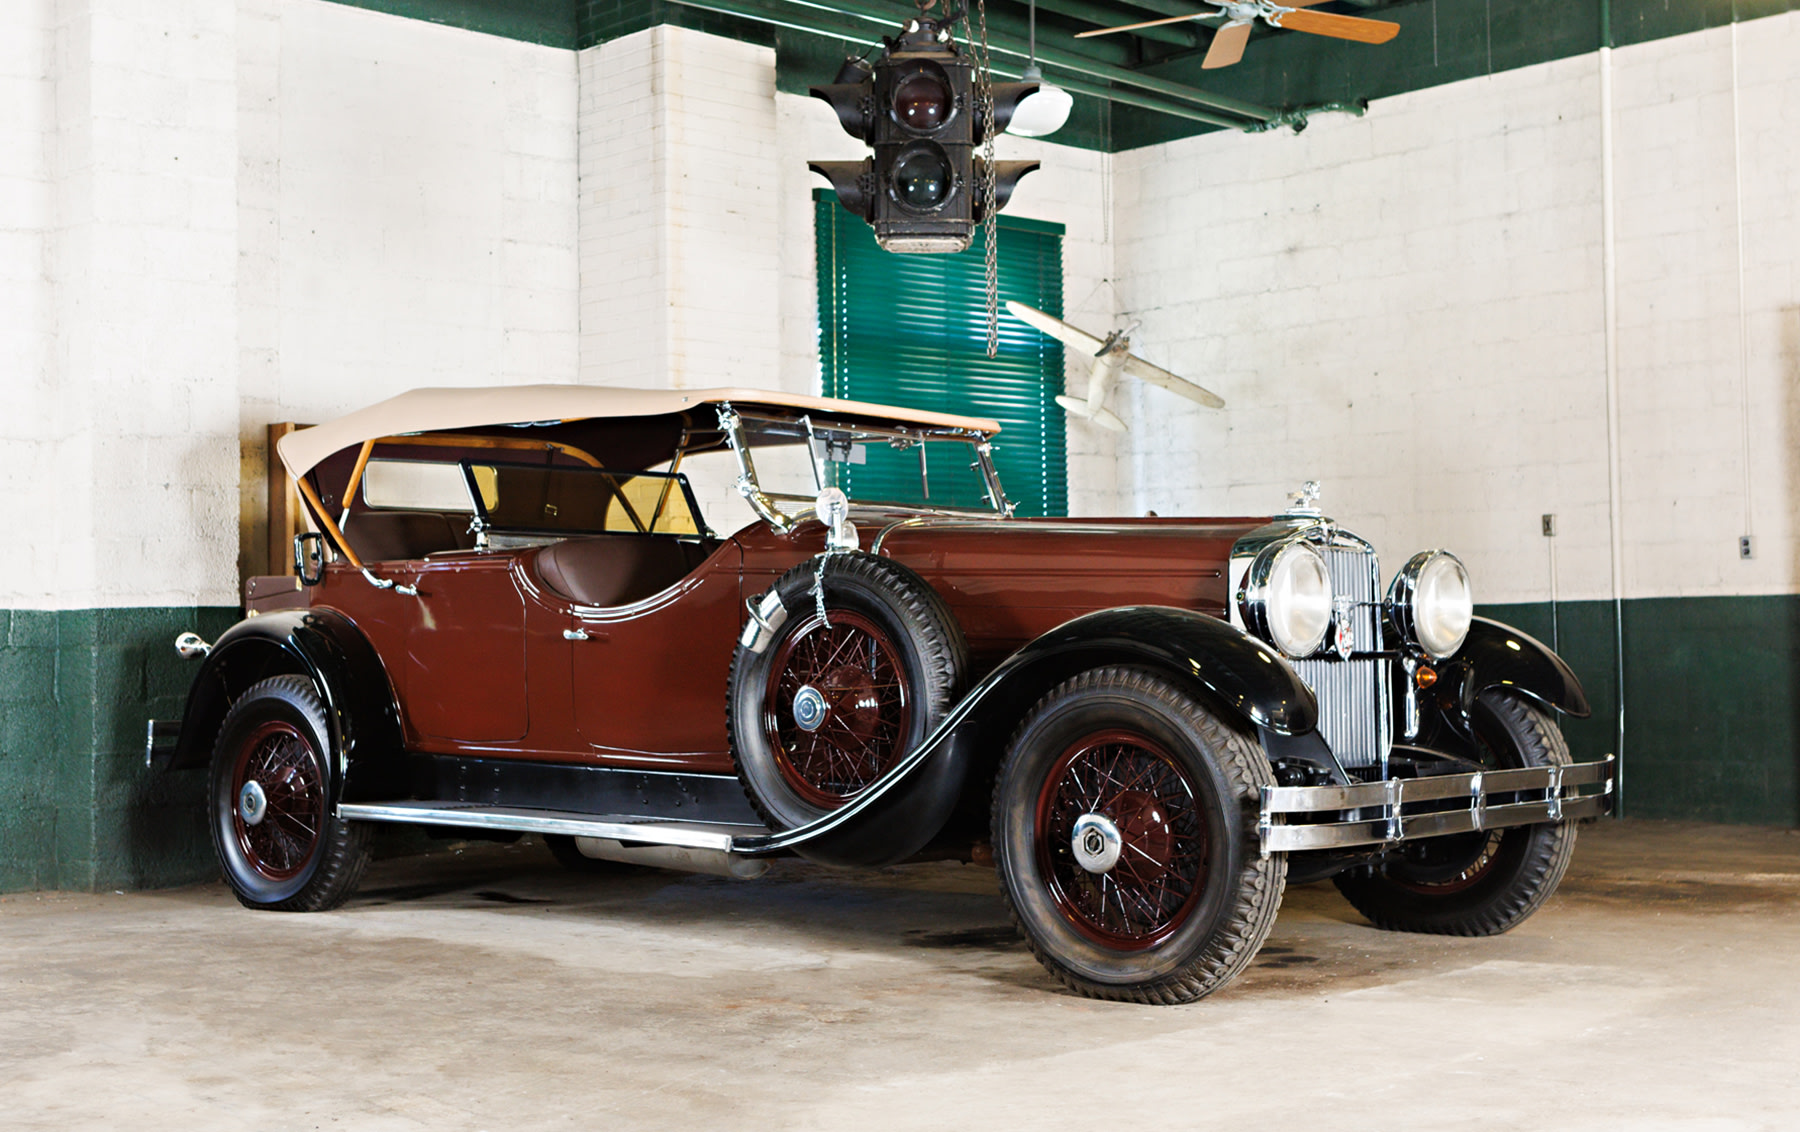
810,16,1041,254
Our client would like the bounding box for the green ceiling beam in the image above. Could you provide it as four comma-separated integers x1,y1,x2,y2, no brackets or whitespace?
675,0,1277,123
842,0,1278,119
1026,0,1204,47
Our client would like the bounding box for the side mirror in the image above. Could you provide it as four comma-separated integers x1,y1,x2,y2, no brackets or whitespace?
294,531,326,586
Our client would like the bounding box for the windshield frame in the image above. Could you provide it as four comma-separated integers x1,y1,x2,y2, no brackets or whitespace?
716,404,1012,533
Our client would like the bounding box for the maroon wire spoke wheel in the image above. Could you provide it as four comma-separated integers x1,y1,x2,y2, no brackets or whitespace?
230,720,327,883
763,610,912,808
1387,705,1514,894
1389,829,1504,895
1034,729,1208,951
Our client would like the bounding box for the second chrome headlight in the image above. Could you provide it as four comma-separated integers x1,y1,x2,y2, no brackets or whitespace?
1242,541,1333,658
1389,550,1473,659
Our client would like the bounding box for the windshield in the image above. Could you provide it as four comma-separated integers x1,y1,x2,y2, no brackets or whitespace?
729,413,1005,516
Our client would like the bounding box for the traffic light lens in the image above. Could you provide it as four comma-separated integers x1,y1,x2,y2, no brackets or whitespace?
893,74,951,132
892,150,952,211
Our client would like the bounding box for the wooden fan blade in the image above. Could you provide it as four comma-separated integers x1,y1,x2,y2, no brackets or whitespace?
1201,21,1252,68
1272,8,1399,44
1075,11,1211,38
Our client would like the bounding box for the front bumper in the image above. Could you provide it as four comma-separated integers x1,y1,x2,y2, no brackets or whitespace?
1258,755,1615,855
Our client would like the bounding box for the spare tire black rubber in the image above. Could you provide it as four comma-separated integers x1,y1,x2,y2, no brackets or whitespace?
728,551,968,831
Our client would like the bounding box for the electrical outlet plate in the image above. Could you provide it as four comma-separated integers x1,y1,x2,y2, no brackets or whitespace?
1541,514,1556,537
1740,535,1753,559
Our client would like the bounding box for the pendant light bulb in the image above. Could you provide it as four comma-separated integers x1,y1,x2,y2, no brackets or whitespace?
1007,63,1073,138
1006,0,1072,138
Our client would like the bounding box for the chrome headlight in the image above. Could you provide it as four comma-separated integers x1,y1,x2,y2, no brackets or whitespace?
1389,550,1473,659
1241,541,1333,658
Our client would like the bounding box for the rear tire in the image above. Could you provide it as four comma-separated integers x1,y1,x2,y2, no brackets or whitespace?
209,675,370,912
1333,690,1577,936
993,667,1285,1004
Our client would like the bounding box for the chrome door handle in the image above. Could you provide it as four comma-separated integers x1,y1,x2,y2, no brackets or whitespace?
563,628,589,641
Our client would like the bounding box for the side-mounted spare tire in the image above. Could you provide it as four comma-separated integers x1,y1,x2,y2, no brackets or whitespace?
728,551,969,831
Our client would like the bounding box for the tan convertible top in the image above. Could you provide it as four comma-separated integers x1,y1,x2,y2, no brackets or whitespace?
276,384,1003,479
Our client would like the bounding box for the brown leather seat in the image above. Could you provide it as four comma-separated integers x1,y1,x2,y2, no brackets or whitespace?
342,510,475,562
533,536,714,608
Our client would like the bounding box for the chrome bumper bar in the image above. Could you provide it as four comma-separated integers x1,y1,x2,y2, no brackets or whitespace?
1258,755,1615,855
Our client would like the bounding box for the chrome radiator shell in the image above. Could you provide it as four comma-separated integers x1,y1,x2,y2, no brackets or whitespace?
1288,540,1392,771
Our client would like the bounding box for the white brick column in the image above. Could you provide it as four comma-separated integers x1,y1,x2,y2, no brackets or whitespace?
28,0,242,610
578,26,781,390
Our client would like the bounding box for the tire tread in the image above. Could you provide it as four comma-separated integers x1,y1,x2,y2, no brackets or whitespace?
994,666,1286,1005
212,675,370,913
1333,690,1576,937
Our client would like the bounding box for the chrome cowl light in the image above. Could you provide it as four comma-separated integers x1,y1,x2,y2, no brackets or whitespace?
1388,550,1473,659
1240,540,1334,659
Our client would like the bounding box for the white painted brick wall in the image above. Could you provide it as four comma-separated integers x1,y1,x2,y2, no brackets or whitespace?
234,0,579,576
0,0,57,603
1112,13,1800,604
16,3,1788,613
578,27,781,392
2,0,242,609
3,0,579,607
265,0,578,422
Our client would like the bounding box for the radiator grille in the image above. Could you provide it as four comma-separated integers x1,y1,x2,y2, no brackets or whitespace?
1290,543,1392,771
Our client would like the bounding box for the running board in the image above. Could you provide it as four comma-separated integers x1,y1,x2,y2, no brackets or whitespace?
337,801,773,878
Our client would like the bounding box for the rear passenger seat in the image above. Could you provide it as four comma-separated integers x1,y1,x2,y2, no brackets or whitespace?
532,535,715,608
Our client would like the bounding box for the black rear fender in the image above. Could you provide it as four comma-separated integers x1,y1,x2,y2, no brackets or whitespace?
170,610,405,801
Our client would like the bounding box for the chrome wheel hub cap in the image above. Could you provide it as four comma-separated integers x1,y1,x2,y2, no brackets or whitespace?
1071,813,1122,874
792,685,828,733
238,780,268,827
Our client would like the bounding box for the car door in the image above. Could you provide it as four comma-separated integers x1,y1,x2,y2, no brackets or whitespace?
403,554,531,745
566,540,743,770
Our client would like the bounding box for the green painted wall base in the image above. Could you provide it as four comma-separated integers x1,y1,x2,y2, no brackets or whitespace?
1482,597,1800,829
3,596,1793,895
1,607,239,894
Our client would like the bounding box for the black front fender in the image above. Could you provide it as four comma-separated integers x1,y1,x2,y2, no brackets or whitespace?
735,606,1316,867
1450,617,1591,719
170,609,405,800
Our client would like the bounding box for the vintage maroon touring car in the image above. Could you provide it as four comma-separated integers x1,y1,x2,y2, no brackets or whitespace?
152,386,1612,1003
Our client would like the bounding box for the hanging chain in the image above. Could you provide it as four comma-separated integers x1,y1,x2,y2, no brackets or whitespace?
971,0,1000,359
812,554,831,629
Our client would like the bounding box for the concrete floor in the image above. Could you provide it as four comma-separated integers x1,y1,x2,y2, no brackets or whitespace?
3,819,1798,1131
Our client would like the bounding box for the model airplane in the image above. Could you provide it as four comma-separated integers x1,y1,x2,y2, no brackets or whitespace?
1005,300,1223,432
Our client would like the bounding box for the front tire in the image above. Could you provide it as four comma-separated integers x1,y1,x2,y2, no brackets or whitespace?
209,675,370,911
1332,690,1577,936
993,667,1286,1004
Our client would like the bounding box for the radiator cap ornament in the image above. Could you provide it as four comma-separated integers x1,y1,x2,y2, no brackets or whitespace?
1286,480,1322,516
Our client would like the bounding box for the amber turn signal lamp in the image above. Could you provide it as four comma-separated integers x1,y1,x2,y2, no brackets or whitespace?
1415,665,1438,689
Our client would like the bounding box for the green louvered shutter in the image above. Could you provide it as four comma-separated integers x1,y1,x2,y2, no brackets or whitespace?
815,190,1067,518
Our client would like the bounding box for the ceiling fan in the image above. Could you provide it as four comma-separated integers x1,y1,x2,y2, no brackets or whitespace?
1076,0,1400,70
